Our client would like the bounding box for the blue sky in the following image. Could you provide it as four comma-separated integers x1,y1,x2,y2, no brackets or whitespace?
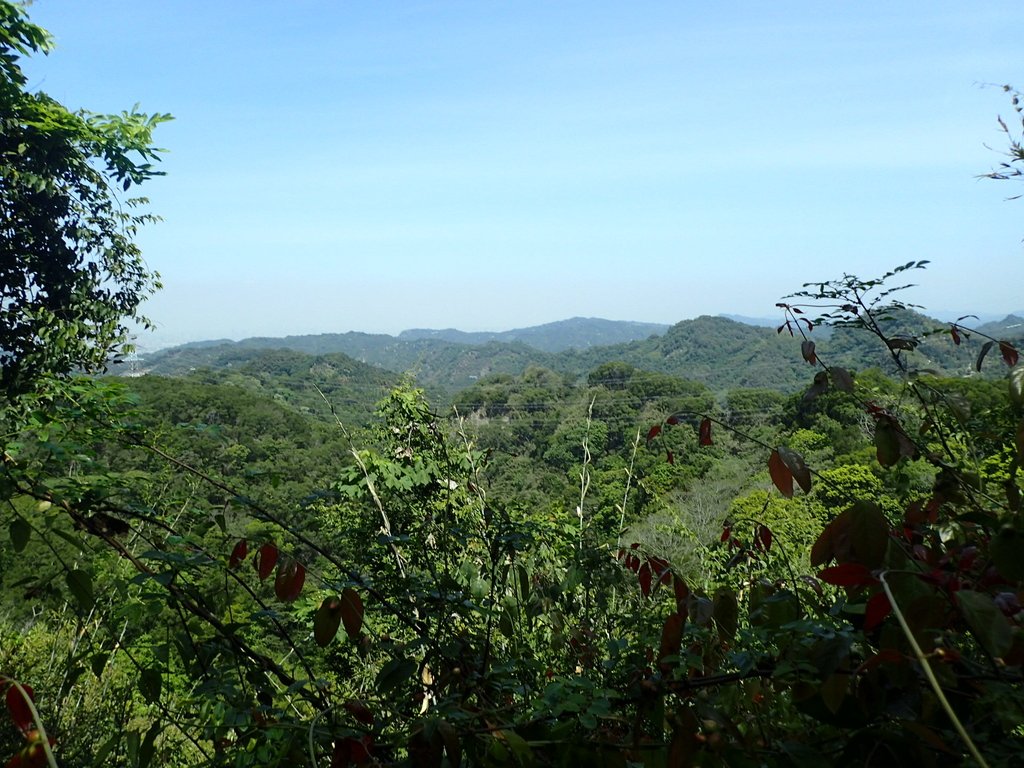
22,1,1024,346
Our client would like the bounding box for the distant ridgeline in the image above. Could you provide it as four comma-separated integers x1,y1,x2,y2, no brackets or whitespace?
121,311,1024,410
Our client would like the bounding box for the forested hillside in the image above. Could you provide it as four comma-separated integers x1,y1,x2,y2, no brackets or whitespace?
4,4,1024,767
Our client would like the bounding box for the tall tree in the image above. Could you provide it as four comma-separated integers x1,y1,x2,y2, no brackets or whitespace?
0,0,170,397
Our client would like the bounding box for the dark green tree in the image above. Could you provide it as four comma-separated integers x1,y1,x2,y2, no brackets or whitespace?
1,0,170,397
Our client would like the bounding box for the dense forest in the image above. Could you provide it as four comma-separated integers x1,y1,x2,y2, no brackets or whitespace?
4,3,1024,767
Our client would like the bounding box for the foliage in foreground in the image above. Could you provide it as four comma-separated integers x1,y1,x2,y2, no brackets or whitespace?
3,264,1024,767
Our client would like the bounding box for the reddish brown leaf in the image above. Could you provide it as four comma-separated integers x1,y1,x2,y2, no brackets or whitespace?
314,597,343,647
720,525,731,542
801,340,817,365
673,575,690,616
666,450,674,465
658,613,686,669
666,414,679,425
999,341,1019,367
255,542,278,581
768,449,794,498
777,446,812,494
819,562,875,587
228,538,248,569
864,591,892,631
949,326,961,346
5,682,34,734
646,424,661,443
274,559,305,602
343,699,375,726
649,556,673,585
756,524,773,553
698,417,712,446
340,587,364,640
637,563,653,598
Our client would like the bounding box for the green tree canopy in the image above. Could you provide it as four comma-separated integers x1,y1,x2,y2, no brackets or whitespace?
0,0,170,397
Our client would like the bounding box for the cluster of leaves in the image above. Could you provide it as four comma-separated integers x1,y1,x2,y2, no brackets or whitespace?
1,0,170,397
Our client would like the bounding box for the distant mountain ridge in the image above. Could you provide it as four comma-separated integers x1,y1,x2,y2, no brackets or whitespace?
397,317,669,352
133,312,1024,397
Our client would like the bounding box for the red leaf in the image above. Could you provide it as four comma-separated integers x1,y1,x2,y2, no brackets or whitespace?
666,450,674,465
255,542,278,581
949,326,961,346
646,424,661,443
768,449,794,498
1000,341,1019,367
666,414,679,425
340,587,364,640
801,340,817,365
649,556,673,585
5,682,34,734
274,560,305,602
756,525,773,553
698,417,712,446
228,539,248,569
637,563,653,598
343,699,375,726
864,591,892,631
720,525,731,542
819,562,875,588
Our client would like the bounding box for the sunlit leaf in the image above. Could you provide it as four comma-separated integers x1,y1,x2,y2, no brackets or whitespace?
768,449,794,498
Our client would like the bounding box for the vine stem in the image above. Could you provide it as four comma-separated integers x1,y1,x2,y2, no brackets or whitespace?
0,676,59,768
878,572,991,768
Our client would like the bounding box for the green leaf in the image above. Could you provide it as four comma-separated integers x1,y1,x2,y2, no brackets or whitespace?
375,656,416,695
989,527,1024,582
66,568,94,609
712,588,738,640
957,590,1012,658
9,518,30,552
139,720,160,768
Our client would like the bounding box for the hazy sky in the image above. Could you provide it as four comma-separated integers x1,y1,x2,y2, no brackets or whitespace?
22,1,1024,345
